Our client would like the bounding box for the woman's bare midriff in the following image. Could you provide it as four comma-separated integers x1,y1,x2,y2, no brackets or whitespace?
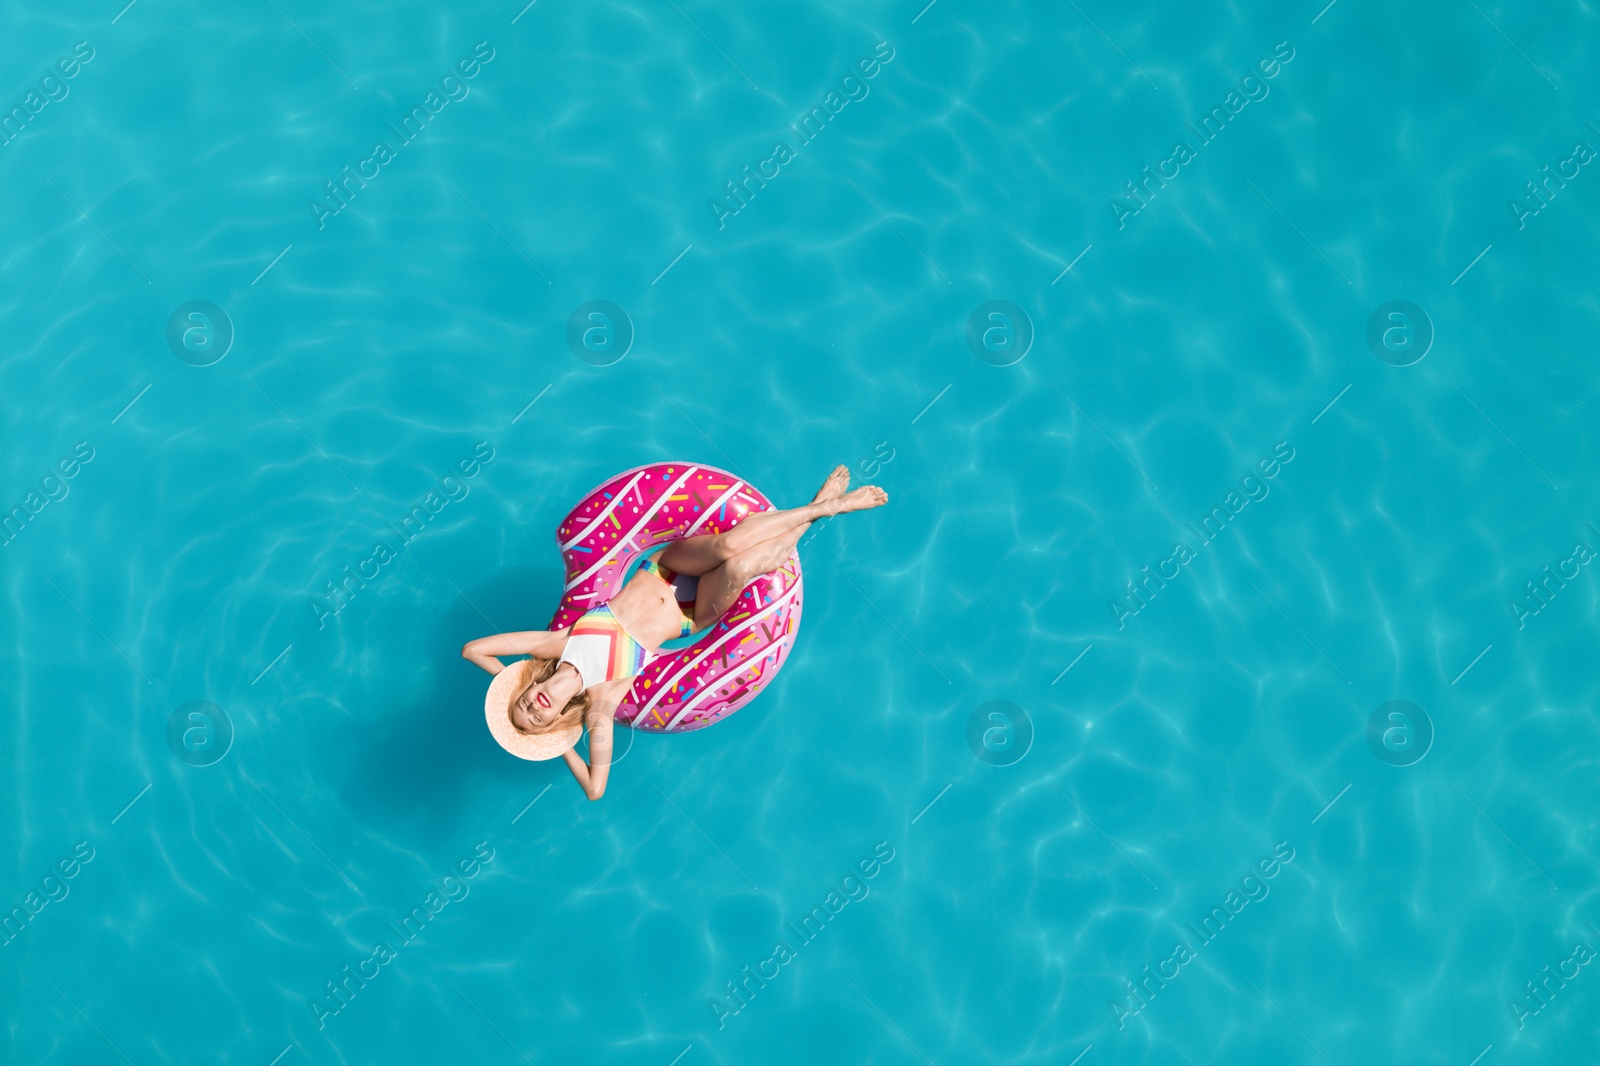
606,570,684,650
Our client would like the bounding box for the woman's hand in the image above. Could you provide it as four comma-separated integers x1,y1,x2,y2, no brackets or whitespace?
560,746,602,800
560,724,611,801
461,639,505,676
461,628,572,675
560,681,625,800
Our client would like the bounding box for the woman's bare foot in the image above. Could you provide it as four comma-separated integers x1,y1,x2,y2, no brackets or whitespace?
812,465,850,505
824,485,887,515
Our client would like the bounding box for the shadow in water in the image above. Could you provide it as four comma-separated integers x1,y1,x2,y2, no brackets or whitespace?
338,563,570,849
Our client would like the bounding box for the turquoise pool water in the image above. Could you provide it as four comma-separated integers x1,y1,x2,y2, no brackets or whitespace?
4,1,1598,1062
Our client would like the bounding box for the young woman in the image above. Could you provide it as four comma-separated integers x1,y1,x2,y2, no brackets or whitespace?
462,465,886,799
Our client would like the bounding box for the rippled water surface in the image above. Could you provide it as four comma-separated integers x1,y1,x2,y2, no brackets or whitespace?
3,1,1598,1063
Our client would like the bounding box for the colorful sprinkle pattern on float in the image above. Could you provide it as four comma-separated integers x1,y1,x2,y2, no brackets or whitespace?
550,462,803,732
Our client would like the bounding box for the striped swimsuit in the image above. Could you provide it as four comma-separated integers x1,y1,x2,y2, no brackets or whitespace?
557,604,652,688
557,548,701,689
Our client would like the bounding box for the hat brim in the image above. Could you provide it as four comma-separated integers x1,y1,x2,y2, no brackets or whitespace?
484,661,582,761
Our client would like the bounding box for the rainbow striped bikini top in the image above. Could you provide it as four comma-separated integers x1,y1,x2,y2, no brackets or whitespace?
557,604,652,688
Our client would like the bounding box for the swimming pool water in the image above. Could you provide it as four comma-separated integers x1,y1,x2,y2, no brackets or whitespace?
3,1,1598,1063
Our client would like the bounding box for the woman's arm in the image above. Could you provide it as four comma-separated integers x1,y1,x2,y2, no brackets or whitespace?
560,680,627,800
461,628,571,675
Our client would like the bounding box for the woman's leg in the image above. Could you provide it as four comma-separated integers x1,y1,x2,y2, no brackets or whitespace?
660,466,847,577
690,515,814,631
687,481,888,630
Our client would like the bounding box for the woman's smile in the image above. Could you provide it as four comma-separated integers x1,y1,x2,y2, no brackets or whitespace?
515,695,553,730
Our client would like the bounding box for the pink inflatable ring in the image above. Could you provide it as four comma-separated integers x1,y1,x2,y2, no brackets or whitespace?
549,462,804,732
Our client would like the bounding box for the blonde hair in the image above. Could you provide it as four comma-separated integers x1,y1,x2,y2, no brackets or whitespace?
509,657,591,736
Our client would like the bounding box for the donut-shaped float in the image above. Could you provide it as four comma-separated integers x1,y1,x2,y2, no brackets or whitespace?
550,462,803,732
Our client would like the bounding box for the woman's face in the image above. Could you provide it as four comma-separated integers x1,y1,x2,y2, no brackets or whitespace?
511,663,582,731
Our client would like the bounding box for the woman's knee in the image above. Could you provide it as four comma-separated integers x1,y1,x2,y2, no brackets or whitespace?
659,535,722,576
720,556,755,590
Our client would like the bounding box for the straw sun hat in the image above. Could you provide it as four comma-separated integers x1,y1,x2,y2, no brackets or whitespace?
483,659,583,761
